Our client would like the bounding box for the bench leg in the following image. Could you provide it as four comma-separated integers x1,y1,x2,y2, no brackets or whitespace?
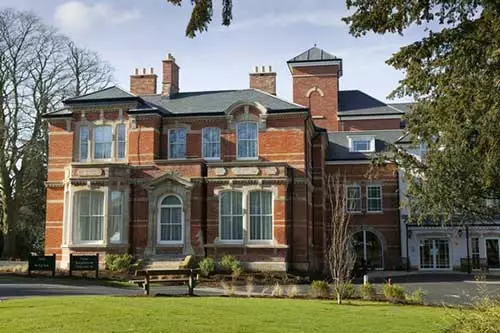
188,275,194,296
144,277,150,296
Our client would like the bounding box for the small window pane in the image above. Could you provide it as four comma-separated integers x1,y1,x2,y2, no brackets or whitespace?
367,185,382,212
220,191,243,241
75,191,104,242
117,124,126,160
93,126,113,159
80,126,89,161
237,123,258,159
109,191,123,244
352,140,371,152
202,128,220,159
346,186,361,212
169,128,187,159
162,196,181,206
249,191,273,241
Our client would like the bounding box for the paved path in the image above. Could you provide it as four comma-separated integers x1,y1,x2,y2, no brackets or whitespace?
1,275,499,305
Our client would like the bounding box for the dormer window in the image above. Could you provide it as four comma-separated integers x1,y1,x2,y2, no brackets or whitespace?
348,136,375,153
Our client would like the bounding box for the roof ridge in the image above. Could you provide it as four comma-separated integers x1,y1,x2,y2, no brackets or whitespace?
247,88,307,109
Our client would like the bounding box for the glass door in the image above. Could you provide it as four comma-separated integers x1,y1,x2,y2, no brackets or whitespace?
486,239,500,269
419,239,450,270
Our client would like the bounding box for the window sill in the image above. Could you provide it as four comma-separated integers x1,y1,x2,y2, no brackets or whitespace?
205,243,288,249
157,242,184,247
366,211,384,214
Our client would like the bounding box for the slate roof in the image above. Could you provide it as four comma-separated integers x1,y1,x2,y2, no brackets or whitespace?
42,107,72,118
140,89,306,115
338,90,407,117
287,47,340,63
64,86,137,103
327,129,404,161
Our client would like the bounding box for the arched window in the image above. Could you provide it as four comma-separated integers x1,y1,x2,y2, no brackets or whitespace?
249,191,272,241
220,191,243,241
353,230,383,269
158,195,183,243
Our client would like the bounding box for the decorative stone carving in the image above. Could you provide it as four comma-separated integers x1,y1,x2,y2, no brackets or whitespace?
77,168,103,177
214,167,226,176
232,167,260,176
263,167,278,176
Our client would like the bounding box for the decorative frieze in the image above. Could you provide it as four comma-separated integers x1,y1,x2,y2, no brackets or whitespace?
76,168,103,177
263,167,279,176
214,168,227,176
232,167,259,176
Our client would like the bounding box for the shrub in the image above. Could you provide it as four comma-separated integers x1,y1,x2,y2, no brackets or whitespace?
198,257,215,277
287,285,299,298
405,288,426,304
446,298,500,333
311,280,330,298
343,282,356,299
271,283,284,297
104,253,133,272
221,281,236,296
383,283,405,303
219,255,242,275
360,283,376,300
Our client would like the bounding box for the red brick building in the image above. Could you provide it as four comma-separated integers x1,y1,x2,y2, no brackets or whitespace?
44,47,407,272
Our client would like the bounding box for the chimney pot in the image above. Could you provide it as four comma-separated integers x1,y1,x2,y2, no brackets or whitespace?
249,65,277,95
262,65,265,73
142,68,146,75
150,67,154,74
135,68,139,75
269,65,272,72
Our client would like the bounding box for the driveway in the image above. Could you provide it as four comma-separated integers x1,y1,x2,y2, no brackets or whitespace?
1,274,499,305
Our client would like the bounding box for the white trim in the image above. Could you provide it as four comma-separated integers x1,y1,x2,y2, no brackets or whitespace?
348,135,375,153
157,194,185,245
201,127,221,160
366,184,383,213
338,114,403,121
236,122,259,160
345,184,362,213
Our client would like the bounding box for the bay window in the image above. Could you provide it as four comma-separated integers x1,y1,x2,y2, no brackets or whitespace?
202,127,220,159
367,185,382,212
169,128,187,159
93,126,113,159
345,185,362,213
237,122,258,160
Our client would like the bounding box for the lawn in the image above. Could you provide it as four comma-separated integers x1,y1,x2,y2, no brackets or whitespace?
0,296,455,332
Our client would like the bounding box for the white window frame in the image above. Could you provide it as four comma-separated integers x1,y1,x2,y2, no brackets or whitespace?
248,191,274,242
219,191,244,243
348,135,375,153
202,127,221,160
79,126,89,161
73,190,106,245
116,124,127,160
345,184,362,213
168,128,187,160
93,125,113,160
366,184,383,213
157,194,184,245
236,122,259,160
109,191,124,244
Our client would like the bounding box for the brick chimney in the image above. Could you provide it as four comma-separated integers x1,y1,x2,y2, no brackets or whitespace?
130,68,157,95
162,53,179,97
249,65,276,95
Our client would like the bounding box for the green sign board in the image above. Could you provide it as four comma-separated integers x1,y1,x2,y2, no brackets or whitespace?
69,254,99,278
28,254,56,276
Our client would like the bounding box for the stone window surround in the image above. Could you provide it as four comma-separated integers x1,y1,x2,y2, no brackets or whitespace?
145,174,194,256
74,116,128,163
213,184,279,246
157,193,185,245
62,183,130,248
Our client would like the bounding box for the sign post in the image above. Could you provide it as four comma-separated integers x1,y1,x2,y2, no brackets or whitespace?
69,253,99,278
28,254,56,277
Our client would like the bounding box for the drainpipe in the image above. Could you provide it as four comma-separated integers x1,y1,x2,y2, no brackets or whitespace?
466,225,471,274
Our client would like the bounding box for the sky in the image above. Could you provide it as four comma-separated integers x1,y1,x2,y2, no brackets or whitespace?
1,0,429,103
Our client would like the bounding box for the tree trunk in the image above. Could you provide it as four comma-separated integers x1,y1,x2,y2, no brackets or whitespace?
1,201,18,259
2,231,16,259
336,291,342,305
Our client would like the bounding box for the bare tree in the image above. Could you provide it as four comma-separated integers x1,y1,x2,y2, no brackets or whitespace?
326,173,356,305
0,9,114,258
65,42,113,97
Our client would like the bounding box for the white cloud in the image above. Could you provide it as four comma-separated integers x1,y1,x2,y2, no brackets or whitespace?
54,1,142,34
226,10,346,31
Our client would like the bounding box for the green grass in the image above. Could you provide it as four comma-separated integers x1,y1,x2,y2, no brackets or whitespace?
0,296,455,332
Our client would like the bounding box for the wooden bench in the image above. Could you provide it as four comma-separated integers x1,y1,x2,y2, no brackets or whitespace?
133,268,199,296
